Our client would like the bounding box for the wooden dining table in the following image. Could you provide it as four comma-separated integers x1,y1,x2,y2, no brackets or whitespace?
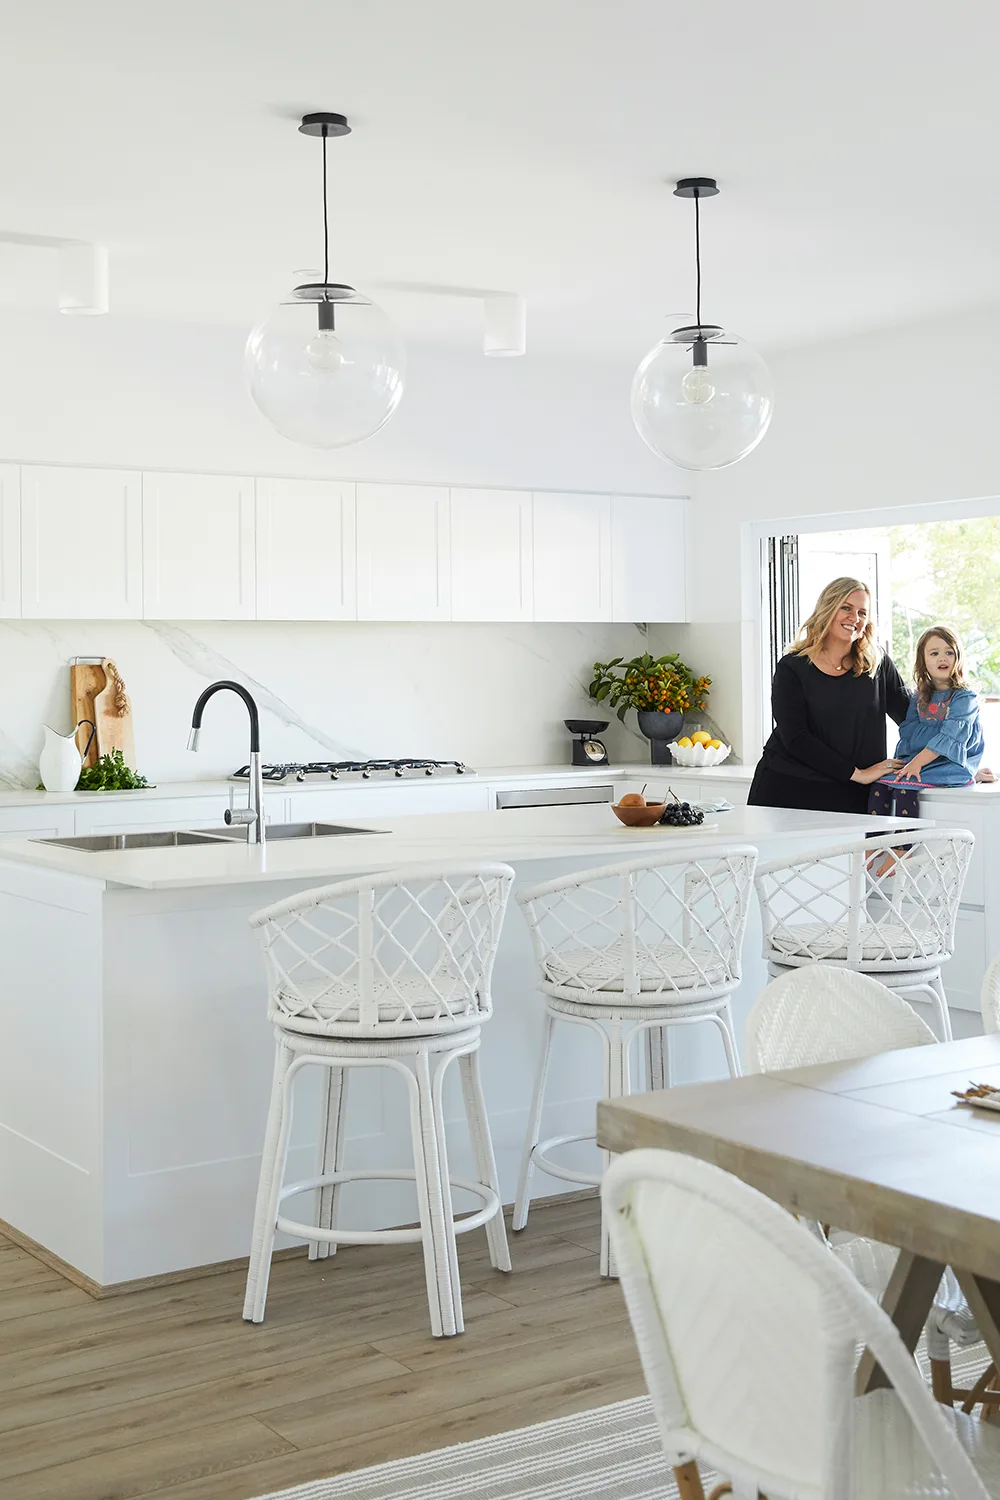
597,1032,1000,1393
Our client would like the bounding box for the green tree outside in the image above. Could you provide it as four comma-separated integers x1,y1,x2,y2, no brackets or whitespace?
888,518,1000,693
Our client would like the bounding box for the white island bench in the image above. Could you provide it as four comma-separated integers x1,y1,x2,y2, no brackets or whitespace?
0,801,929,1290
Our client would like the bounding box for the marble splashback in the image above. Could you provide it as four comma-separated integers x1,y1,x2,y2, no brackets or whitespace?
0,620,657,788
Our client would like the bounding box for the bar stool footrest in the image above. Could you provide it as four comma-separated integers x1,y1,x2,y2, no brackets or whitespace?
276,1167,501,1245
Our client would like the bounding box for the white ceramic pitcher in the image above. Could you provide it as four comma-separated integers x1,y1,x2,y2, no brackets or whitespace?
39,719,96,793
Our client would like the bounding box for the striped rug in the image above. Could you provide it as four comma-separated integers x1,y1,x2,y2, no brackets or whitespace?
251,1341,992,1499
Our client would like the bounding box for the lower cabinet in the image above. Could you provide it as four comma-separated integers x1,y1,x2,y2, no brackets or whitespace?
276,783,492,823
0,806,75,842
71,795,233,836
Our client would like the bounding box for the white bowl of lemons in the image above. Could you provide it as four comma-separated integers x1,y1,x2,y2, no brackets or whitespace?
668,731,731,767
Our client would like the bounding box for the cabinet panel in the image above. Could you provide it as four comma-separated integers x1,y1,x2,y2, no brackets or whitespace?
0,464,20,618
72,795,232,836
143,473,254,620
256,478,356,621
0,805,75,840
944,908,987,1013
280,783,491,822
450,488,532,621
611,494,688,622
531,491,611,622
21,466,142,619
356,484,450,621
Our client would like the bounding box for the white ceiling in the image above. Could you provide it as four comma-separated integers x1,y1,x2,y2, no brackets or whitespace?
0,0,997,360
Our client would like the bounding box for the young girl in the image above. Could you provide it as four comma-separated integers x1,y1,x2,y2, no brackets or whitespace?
868,625,993,819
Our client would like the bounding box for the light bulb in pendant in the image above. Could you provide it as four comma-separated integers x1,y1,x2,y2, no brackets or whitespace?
304,327,351,373
681,365,715,404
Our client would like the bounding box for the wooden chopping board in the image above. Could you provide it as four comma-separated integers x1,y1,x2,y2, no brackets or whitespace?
70,658,136,768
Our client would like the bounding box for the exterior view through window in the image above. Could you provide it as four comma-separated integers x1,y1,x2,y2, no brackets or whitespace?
768,520,1000,760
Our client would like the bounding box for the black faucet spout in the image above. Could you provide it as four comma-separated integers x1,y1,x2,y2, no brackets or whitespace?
189,681,260,752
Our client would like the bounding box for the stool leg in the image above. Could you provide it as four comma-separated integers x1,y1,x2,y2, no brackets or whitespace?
645,1025,669,1090
311,1066,349,1262
600,1019,628,1279
243,1040,295,1323
459,1049,511,1273
929,976,953,1043
513,1009,556,1233
412,1048,463,1337
713,1002,742,1078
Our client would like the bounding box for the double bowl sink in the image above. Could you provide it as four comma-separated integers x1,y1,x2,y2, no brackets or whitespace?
37,822,384,853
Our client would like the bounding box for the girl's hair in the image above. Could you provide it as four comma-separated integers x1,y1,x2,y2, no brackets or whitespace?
914,625,966,702
788,576,879,677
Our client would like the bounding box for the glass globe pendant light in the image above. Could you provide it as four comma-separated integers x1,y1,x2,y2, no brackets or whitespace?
245,113,405,449
631,178,772,471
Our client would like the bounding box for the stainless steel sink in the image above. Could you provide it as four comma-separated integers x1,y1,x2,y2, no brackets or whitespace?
34,821,385,853
199,821,385,842
36,830,225,852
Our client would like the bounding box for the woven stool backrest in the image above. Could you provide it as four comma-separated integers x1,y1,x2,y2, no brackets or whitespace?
249,862,514,1035
754,828,974,969
518,845,758,1003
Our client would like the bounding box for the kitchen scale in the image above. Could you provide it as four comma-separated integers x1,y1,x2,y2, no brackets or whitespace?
565,719,610,767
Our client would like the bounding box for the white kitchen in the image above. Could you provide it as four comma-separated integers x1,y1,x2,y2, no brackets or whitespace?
2,6,1000,1500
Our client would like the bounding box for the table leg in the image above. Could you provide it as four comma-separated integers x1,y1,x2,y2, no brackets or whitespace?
955,1273,1000,1371
856,1251,944,1394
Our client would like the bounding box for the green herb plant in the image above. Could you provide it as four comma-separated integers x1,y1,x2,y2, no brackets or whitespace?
76,749,150,791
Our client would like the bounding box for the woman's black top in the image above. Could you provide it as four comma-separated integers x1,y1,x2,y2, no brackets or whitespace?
753,652,909,791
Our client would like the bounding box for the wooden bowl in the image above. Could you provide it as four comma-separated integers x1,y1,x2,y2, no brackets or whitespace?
612,801,667,828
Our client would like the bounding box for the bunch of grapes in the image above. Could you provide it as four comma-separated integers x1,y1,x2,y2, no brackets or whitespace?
658,790,705,828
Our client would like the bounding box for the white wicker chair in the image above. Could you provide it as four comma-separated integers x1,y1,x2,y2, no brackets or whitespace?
515,845,757,1275
746,965,996,1415
603,1148,1000,1500
982,955,1000,1034
243,862,514,1338
754,827,975,1042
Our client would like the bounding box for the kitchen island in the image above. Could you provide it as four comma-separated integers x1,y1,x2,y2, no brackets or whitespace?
0,801,929,1288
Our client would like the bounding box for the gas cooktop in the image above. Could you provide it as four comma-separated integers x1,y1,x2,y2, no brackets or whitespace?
230,759,471,785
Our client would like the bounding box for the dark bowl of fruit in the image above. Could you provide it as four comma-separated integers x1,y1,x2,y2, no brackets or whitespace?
611,793,667,828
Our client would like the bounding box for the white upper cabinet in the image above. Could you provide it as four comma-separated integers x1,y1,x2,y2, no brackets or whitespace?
21,465,142,619
255,478,357,621
356,483,450,621
531,491,612,622
450,487,533,621
0,464,20,619
611,495,688,622
143,472,254,620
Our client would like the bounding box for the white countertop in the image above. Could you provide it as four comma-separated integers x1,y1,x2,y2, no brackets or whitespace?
0,761,754,810
0,802,932,892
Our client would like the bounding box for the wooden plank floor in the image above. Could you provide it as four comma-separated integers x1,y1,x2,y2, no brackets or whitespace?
0,1196,645,1500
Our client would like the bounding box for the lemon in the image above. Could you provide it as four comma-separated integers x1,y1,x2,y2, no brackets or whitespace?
708,738,722,750
691,731,712,745
677,736,693,749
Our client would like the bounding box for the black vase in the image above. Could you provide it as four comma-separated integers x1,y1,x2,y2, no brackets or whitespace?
636,710,684,766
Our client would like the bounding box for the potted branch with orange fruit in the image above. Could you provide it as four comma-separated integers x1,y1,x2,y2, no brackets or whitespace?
587,652,713,765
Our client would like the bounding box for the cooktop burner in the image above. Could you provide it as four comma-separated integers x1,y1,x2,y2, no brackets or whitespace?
231,759,471,784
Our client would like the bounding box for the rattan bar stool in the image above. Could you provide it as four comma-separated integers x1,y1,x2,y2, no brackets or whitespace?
514,844,758,1275
243,862,514,1338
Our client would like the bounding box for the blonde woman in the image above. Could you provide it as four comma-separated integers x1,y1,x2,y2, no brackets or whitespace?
749,577,908,815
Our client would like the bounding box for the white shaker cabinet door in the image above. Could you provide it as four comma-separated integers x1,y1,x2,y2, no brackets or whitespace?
21,465,142,619
0,464,20,618
611,494,689,623
256,478,357,620
143,472,255,619
450,487,532,621
531,491,612,622
356,484,450,621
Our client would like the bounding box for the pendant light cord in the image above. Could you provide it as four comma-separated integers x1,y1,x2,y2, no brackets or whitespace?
321,128,330,290
694,189,702,334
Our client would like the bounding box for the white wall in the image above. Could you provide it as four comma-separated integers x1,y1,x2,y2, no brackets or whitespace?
688,303,1000,751
0,306,690,786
